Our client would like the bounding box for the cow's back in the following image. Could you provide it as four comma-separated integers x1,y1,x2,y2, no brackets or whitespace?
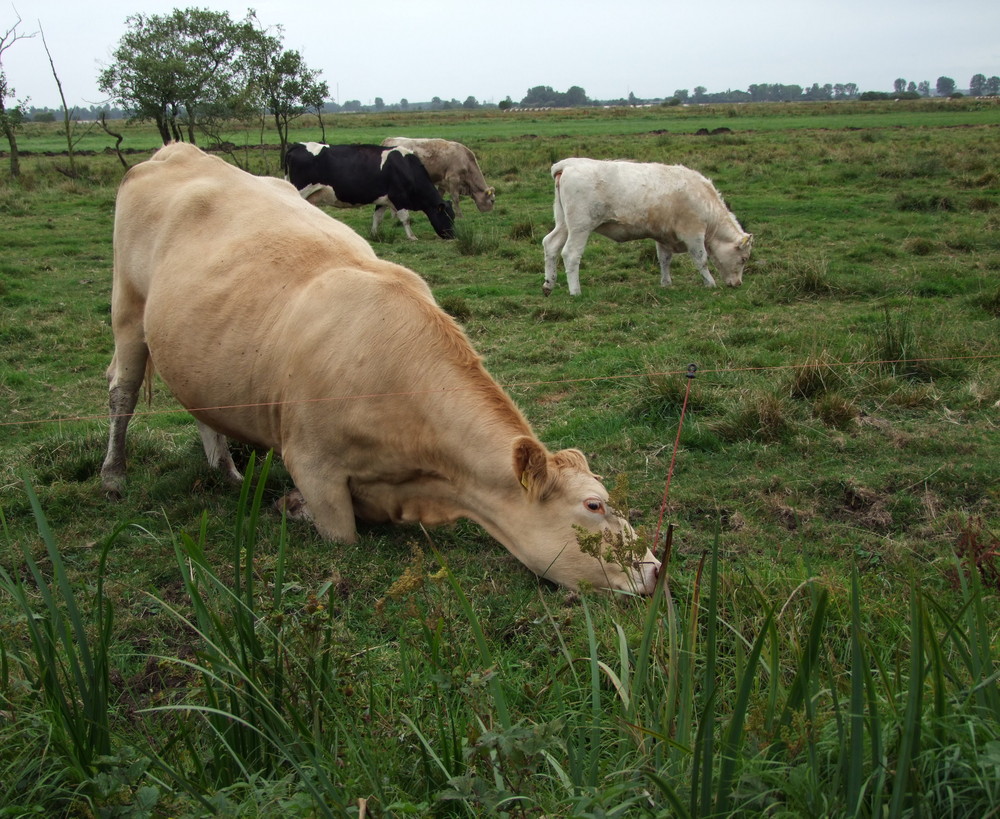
114,143,405,444
553,158,728,239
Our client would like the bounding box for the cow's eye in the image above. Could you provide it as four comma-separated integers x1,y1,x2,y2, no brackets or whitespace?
583,498,605,514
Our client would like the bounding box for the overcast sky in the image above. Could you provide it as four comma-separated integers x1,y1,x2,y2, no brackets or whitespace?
5,0,1000,109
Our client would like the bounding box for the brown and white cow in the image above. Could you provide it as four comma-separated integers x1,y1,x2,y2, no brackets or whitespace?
101,143,658,594
542,158,753,296
381,137,495,218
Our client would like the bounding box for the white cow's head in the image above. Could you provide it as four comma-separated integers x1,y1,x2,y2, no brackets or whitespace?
489,437,660,593
712,232,754,287
473,186,496,212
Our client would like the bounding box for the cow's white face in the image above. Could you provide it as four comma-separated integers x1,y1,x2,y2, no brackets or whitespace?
713,232,754,287
501,440,660,594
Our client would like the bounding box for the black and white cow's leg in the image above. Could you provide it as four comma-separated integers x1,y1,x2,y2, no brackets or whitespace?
559,230,592,296
196,421,243,484
100,338,148,497
541,222,569,295
655,241,675,287
689,239,718,287
393,207,418,241
371,203,389,236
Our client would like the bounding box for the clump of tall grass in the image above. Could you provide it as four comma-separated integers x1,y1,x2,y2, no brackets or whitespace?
894,192,956,212
812,391,860,429
453,219,501,256
712,389,796,442
786,351,846,399
767,255,836,301
870,304,950,381
507,219,537,241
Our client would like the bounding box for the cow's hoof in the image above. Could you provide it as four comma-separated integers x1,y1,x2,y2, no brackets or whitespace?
276,490,312,521
542,286,553,297
101,473,124,500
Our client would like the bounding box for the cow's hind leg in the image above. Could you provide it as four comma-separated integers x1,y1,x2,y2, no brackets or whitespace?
655,242,675,287
371,204,389,236
541,223,568,296
197,421,243,484
559,230,591,296
100,339,148,497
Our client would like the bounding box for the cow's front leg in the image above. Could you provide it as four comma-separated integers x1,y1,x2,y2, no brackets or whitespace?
689,241,717,287
282,452,358,543
394,208,418,241
655,241,674,287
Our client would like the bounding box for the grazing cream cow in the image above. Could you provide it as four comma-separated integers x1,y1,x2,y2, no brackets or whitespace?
101,143,658,594
381,137,495,218
542,158,753,296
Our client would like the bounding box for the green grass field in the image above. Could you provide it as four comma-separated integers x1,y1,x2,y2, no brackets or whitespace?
1,100,999,817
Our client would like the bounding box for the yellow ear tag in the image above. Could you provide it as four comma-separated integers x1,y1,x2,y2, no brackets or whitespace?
520,471,532,490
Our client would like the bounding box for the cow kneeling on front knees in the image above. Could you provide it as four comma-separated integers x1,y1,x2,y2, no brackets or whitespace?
102,142,659,594
284,141,455,240
542,157,753,296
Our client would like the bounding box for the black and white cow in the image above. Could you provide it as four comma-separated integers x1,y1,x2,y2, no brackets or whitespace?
283,142,455,240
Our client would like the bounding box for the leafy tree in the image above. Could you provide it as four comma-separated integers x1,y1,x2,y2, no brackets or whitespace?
893,78,906,94
935,76,956,96
969,73,986,96
462,95,478,109
987,76,1000,95
692,86,707,102
498,96,513,110
399,98,409,110
373,96,384,110
242,20,327,164
907,81,917,94
99,8,255,144
564,85,588,107
0,13,34,178
918,80,930,96
673,88,689,101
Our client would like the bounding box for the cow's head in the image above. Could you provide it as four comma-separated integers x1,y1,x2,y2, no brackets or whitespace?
473,186,496,213
428,199,456,239
712,232,753,287
495,437,660,593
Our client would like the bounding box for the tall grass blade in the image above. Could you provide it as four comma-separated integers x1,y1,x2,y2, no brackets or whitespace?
847,565,866,817
435,546,512,731
887,582,924,819
715,606,775,815
692,530,721,817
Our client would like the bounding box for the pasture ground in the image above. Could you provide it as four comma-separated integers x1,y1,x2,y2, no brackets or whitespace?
1,100,998,816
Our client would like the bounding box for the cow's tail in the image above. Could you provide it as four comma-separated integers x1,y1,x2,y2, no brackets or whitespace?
550,160,570,223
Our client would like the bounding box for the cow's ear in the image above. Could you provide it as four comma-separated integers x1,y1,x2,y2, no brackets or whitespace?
739,233,753,250
513,436,548,494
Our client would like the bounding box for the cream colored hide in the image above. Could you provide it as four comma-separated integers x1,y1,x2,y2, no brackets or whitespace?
542,157,753,296
101,143,657,594
381,137,495,218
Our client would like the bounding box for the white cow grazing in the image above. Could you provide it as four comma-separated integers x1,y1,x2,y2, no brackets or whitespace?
542,158,753,296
